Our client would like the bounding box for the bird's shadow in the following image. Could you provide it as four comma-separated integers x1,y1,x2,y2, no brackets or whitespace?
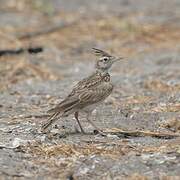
32,127,101,139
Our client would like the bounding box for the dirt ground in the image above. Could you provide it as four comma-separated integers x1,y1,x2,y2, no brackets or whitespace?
0,0,180,179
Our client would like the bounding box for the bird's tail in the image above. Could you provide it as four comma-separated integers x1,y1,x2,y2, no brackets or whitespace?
41,98,79,131
41,112,60,131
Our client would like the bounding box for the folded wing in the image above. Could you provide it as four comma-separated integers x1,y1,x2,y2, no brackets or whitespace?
48,82,113,114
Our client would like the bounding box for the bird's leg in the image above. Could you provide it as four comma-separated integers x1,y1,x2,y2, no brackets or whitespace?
74,112,85,134
86,113,105,135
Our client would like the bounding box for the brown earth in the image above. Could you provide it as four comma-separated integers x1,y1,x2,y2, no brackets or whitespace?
0,0,180,179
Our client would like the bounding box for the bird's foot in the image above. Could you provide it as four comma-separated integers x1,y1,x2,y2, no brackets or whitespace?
39,127,50,134
81,129,86,134
93,129,106,136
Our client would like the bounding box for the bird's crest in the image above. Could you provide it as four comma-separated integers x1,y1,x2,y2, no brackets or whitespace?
92,48,112,57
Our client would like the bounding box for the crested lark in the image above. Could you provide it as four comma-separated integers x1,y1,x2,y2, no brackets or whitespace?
41,48,123,133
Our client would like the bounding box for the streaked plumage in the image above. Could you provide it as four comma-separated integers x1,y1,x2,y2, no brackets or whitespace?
41,48,123,133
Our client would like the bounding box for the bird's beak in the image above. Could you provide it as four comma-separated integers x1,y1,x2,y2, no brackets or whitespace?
112,57,124,63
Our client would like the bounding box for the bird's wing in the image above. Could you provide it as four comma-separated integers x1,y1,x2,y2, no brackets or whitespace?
70,72,102,94
78,83,113,106
47,72,101,113
47,96,79,113
48,82,113,114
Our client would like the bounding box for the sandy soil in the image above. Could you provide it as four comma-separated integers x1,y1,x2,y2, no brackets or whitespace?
0,0,180,179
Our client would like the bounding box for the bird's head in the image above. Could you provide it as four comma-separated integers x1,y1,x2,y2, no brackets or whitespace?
93,48,123,73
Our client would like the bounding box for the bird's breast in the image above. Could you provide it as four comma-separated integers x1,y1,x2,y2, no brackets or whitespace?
102,80,113,89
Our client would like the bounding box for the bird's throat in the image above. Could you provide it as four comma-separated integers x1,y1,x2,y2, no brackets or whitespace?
96,68,109,75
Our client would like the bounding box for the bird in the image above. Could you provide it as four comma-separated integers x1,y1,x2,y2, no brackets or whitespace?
41,48,123,134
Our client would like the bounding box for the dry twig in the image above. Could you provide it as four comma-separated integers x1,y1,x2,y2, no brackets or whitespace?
105,128,180,139
0,47,43,57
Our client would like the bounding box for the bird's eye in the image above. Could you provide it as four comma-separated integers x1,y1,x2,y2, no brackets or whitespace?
103,57,108,61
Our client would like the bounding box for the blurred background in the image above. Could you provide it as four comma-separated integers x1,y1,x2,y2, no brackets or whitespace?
0,0,180,178
0,0,180,86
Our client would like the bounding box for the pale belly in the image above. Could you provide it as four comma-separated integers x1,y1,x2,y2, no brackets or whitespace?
81,101,103,113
